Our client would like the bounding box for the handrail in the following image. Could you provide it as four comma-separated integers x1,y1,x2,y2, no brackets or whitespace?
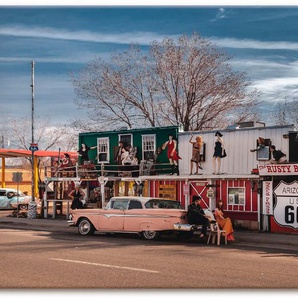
43,161,174,179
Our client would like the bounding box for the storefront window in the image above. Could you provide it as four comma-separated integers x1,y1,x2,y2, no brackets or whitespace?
228,187,245,205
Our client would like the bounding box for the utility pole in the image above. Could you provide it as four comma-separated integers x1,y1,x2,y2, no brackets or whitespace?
28,60,37,219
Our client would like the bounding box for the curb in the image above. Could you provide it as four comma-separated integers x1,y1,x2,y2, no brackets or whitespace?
1,216,298,248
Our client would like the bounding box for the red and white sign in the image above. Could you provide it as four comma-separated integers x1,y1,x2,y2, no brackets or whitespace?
183,184,189,195
273,180,298,230
258,164,298,176
262,181,273,215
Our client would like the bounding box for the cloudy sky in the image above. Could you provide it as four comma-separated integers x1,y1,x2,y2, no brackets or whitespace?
1,4,298,126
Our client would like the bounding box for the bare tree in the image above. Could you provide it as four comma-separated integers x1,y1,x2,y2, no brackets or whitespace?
7,117,78,173
72,33,261,131
273,97,298,127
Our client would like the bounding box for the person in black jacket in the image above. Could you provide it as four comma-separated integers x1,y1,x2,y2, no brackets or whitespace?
187,195,212,238
269,145,287,164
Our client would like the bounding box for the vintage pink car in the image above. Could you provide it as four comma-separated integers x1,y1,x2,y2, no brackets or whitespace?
67,196,188,240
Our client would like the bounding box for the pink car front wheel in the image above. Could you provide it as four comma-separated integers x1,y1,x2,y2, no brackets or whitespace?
78,218,95,236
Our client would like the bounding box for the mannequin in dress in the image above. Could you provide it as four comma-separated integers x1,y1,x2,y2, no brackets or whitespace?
212,131,224,175
162,134,181,175
78,143,97,164
189,134,203,175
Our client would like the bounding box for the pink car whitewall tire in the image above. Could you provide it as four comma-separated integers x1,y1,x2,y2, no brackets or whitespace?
78,218,95,236
141,230,160,240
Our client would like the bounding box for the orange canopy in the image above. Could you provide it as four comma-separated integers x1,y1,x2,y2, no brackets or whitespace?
0,149,78,159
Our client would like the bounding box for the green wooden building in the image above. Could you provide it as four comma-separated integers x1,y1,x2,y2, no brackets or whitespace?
78,126,179,176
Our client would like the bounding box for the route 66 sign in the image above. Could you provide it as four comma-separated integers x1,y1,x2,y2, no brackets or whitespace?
273,180,298,230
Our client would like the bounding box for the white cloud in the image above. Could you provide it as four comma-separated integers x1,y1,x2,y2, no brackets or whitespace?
0,25,171,45
3,24,298,52
253,77,298,93
210,7,228,22
212,37,298,51
0,53,109,64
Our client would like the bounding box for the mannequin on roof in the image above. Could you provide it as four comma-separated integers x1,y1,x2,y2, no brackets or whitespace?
78,143,97,164
212,131,226,175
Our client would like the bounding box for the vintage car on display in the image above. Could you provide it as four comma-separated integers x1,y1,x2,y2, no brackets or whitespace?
0,188,31,210
67,196,192,240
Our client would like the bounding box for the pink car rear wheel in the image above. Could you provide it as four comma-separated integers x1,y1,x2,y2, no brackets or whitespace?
141,231,160,240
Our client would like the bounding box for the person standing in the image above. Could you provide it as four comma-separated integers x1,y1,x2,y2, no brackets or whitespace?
69,182,85,210
187,195,211,238
213,131,225,175
214,200,235,241
189,134,203,175
162,134,181,175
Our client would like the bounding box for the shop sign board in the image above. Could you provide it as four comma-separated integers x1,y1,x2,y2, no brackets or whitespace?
258,164,298,176
273,180,298,229
183,184,189,195
262,181,273,215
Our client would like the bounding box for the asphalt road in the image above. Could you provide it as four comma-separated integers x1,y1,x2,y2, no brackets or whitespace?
0,227,297,289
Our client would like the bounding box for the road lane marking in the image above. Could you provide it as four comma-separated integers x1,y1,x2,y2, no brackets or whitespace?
50,258,159,273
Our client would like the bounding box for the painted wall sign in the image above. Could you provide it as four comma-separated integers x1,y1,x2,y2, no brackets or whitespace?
262,181,273,215
273,180,298,229
258,164,298,176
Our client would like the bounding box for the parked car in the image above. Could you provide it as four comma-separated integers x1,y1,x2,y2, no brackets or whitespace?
0,188,31,210
67,196,188,240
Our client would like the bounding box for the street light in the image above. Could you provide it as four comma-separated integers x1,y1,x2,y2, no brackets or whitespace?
27,60,37,219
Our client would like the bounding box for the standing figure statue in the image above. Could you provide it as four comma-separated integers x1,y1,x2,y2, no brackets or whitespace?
162,134,181,175
212,131,226,175
78,143,97,164
189,134,203,175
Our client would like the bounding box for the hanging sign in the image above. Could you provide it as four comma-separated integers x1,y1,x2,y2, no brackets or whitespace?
262,181,273,215
183,184,189,195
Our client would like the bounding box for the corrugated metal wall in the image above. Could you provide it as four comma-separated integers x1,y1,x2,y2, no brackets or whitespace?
178,125,294,175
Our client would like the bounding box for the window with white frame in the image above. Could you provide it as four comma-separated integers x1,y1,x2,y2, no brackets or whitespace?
97,137,109,163
119,134,133,147
227,187,245,206
142,135,156,161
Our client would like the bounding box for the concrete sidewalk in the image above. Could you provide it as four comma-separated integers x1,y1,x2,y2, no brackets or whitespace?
1,213,298,248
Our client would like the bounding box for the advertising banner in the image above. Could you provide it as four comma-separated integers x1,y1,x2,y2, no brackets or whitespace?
273,180,298,230
262,181,273,215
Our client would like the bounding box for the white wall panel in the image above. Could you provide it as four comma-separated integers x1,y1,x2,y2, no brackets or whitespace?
178,125,294,175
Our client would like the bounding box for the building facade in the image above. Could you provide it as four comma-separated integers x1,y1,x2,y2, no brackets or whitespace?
44,123,298,234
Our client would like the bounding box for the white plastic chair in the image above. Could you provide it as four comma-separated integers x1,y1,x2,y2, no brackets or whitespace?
207,221,227,245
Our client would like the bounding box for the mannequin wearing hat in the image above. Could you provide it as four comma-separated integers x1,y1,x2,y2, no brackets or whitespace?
213,131,225,175
187,195,212,238
69,182,85,209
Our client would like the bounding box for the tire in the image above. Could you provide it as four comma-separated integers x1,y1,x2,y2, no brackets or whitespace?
141,230,160,240
78,218,95,236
